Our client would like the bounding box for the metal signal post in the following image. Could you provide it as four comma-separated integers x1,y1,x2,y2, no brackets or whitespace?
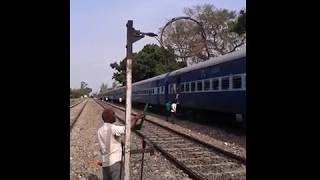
124,20,156,180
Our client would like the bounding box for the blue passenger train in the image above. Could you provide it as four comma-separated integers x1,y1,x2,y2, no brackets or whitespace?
102,48,246,124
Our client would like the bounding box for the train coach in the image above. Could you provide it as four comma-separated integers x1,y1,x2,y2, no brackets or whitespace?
104,48,246,125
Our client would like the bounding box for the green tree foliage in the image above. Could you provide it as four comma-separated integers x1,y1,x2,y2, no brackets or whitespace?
110,44,186,86
231,9,246,35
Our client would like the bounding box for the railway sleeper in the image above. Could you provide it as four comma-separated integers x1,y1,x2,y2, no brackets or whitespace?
203,170,246,180
180,158,234,166
191,162,244,174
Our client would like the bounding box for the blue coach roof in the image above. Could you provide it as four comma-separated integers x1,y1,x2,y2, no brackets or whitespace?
105,48,246,92
133,48,246,85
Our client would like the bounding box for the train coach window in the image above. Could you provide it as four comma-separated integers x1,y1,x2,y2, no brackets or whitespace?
185,83,190,92
222,77,230,90
204,80,210,91
191,82,195,92
197,81,203,91
180,83,185,92
152,89,154,94
212,79,219,90
232,76,242,89
170,84,174,94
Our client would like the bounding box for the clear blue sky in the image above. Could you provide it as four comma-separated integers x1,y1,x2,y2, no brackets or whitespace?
70,0,246,93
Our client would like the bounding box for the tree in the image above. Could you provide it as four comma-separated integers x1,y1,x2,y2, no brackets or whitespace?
80,81,88,89
160,19,208,64
70,82,92,98
112,81,121,88
99,83,108,93
184,4,246,56
110,44,186,86
161,4,246,64
231,9,246,35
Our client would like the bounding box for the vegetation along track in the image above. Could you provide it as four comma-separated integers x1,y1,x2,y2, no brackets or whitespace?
94,99,246,180
70,99,89,131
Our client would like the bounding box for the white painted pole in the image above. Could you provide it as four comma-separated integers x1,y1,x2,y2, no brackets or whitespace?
124,20,133,180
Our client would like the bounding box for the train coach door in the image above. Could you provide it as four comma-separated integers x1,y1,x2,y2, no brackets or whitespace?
156,80,160,105
176,75,181,103
164,73,170,103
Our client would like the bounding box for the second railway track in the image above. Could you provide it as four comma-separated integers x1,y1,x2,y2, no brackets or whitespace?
70,99,89,131
94,99,246,180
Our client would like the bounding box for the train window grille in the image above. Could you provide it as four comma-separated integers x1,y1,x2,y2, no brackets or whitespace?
172,84,175,94
197,81,203,91
221,77,230,90
191,82,196,92
232,76,242,89
180,83,185,92
204,80,210,91
170,84,174,94
185,83,190,92
212,79,219,90
243,74,246,89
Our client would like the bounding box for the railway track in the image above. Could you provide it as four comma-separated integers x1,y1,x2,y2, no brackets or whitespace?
70,98,86,108
94,100,246,180
70,99,89,131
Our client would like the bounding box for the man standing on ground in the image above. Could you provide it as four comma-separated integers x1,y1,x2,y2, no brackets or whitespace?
165,101,171,122
171,100,177,124
97,108,144,180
